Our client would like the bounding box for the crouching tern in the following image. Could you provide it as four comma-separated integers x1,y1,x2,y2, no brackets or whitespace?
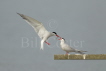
17,13,61,50
59,38,87,55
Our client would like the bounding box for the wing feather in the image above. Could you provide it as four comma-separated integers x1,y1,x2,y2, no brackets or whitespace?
17,13,47,33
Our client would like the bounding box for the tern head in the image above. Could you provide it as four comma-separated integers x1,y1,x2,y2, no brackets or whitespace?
52,32,57,35
58,38,65,42
52,32,61,38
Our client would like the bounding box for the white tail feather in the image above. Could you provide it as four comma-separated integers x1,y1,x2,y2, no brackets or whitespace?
40,40,44,50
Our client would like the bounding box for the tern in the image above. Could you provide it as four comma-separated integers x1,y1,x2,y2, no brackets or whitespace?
59,38,87,55
17,13,61,50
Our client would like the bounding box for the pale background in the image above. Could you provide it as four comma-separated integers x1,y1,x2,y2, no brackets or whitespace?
0,0,106,71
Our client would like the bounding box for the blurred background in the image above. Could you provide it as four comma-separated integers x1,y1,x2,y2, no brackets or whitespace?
0,0,106,71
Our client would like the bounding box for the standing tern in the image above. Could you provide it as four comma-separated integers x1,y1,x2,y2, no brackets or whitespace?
59,38,87,55
17,13,61,50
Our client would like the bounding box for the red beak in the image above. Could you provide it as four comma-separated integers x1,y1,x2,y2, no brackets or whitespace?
56,35,61,40
58,38,62,40
56,35,59,37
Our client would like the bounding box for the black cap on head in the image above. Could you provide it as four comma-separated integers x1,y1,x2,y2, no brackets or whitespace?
52,32,57,35
62,38,65,40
